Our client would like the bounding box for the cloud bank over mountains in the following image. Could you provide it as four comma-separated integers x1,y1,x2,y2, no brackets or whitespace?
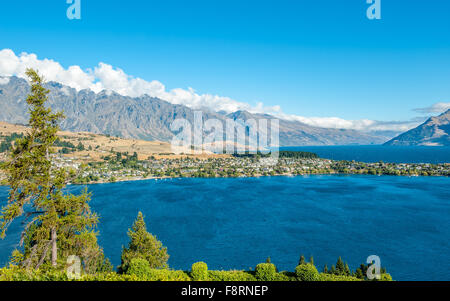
0,48,436,133
0,48,259,113
414,102,450,114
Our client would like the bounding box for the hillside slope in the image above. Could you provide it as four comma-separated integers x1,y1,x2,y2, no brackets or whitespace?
0,122,194,162
384,110,450,146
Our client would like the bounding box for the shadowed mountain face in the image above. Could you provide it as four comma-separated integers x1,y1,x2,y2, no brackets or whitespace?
0,76,388,146
384,110,450,146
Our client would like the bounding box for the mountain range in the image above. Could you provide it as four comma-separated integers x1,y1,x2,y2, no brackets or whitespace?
385,109,450,146
0,76,394,146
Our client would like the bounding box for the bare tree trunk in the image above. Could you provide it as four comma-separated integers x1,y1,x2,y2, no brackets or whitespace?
51,227,57,267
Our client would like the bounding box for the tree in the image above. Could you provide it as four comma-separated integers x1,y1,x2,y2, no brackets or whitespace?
298,255,306,266
309,256,314,266
76,142,85,151
329,265,336,275
0,69,104,271
355,267,364,279
323,264,328,274
344,263,351,276
119,212,169,273
336,257,345,275
295,263,319,281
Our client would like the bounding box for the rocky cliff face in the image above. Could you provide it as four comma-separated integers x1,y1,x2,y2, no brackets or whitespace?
385,110,450,146
0,76,388,146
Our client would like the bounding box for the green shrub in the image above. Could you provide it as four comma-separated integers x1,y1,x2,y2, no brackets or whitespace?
295,263,319,281
0,262,391,282
317,273,362,281
208,270,257,281
81,272,141,281
0,266,69,281
255,263,277,281
191,262,209,281
145,269,191,281
126,258,152,279
125,258,191,281
378,273,393,281
276,271,296,281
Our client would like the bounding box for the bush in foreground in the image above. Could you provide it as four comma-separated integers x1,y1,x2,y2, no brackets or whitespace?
295,263,320,281
255,263,277,281
0,260,391,282
190,262,208,281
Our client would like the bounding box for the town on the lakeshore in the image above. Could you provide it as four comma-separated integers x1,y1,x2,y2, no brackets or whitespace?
1,126,449,185
2,149,448,186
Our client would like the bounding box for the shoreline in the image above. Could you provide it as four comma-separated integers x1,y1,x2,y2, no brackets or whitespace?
63,171,450,186
1,169,450,187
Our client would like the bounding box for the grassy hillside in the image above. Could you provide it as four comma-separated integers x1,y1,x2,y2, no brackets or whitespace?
0,121,224,163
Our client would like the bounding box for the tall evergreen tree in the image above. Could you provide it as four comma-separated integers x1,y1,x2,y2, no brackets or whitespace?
309,256,314,266
0,69,104,271
344,263,351,276
119,212,169,273
298,255,306,266
330,265,336,275
355,267,364,279
336,257,345,275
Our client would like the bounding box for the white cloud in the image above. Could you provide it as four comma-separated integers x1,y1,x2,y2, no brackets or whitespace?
0,48,255,113
0,48,422,133
0,76,10,85
0,49,96,91
414,102,450,114
277,113,423,133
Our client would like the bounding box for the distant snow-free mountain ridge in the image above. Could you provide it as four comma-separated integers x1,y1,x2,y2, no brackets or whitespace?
385,109,450,146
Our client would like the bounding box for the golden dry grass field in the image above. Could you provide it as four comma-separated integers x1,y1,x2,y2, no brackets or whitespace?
0,122,227,162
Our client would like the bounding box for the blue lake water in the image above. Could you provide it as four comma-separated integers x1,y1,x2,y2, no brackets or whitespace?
281,146,450,163
0,175,449,281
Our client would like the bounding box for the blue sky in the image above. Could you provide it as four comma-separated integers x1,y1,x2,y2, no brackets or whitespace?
0,0,449,130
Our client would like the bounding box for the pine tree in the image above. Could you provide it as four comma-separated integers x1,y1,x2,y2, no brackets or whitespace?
323,264,328,274
330,265,336,275
119,212,169,273
76,142,85,151
355,268,364,279
360,263,368,277
298,255,306,265
309,256,314,266
266,257,271,263
336,257,345,275
344,263,351,276
0,69,103,271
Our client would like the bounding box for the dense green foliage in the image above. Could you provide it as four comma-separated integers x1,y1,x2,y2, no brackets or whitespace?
126,258,153,279
255,263,278,281
190,262,209,281
295,263,320,281
118,212,169,273
207,270,257,281
0,133,24,153
232,151,318,159
1,258,382,281
278,151,319,159
0,69,106,272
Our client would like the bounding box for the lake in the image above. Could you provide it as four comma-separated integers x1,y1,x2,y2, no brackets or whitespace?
281,145,450,163
0,175,449,281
